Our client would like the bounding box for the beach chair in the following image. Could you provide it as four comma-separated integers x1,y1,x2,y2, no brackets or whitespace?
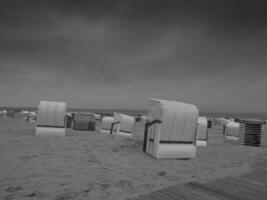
207,118,212,128
238,119,265,146
224,121,240,141
101,116,116,134
73,112,95,131
35,101,67,136
110,112,135,137
196,116,208,147
143,99,199,159
65,113,73,128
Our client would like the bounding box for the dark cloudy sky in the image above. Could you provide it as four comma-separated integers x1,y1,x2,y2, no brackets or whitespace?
1,0,267,112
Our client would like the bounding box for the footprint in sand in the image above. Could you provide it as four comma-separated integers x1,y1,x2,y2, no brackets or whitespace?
87,156,98,163
55,190,79,200
4,186,23,200
114,180,134,193
111,148,119,153
83,189,91,193
100,183,111,190
20,156,32,160
157,171,167,176
5,186,23,193
3,193,14,200
24,191,45,198
83,148,90,153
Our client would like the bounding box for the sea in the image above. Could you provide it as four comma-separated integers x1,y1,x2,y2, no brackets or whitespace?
1,107,267,120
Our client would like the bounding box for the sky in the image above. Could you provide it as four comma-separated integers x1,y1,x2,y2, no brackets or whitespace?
0,0,267,113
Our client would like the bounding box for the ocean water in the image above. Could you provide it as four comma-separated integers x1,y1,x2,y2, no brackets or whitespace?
68,108,147,116
1,107,267,119
70,109,267,120
200,112,267,120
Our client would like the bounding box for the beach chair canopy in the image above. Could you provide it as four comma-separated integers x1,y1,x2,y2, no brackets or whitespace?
148,98,199,143
66,112,72,117
74,112,95,121
144,99,199,159
22,111,29,115
215,118,231,126
94,113,101,120
102,116,116,131
37,101,67,128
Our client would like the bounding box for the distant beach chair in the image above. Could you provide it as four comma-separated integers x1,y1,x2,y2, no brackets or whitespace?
238,119,265,146
100,116,116,134
65,113,73,128
73,112,95,131
141,115,148,123
207,117,213,128
1,110,7,118
224,121,240,141
35,101,67,136
94,113,101,121
29,111,37,122
196,116,208,147
262,120,267,132
110,112,135,137
143,98,199,159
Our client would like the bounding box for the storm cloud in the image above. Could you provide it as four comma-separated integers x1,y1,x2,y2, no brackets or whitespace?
0,0,267,112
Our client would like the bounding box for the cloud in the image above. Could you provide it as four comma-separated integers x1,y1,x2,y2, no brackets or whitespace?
0,0,267,112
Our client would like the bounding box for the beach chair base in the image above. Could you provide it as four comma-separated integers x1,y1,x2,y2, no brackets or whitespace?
196,140,207,147
154,144,196,159
114,131,132,137
35,127,66,136
100,129,111,134
225,136,239,141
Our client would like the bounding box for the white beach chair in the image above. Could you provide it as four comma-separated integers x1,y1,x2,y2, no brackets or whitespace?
100,116,116,134
35,101,67,136
224,121,240,141
143,98,199,159
196,116,208,147
110,112,135,137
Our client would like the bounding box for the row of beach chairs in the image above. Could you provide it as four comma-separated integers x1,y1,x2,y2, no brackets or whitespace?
34,99,209,159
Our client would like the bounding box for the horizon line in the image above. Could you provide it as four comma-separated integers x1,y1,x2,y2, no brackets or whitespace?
0,106,267,115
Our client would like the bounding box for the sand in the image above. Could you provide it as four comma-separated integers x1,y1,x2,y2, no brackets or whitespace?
0,119,267,200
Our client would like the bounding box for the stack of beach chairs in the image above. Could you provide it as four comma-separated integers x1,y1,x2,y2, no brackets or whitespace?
238,119,264,146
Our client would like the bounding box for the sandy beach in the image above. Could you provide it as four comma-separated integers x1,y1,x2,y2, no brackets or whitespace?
1,0,267,199
0,118,267,200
